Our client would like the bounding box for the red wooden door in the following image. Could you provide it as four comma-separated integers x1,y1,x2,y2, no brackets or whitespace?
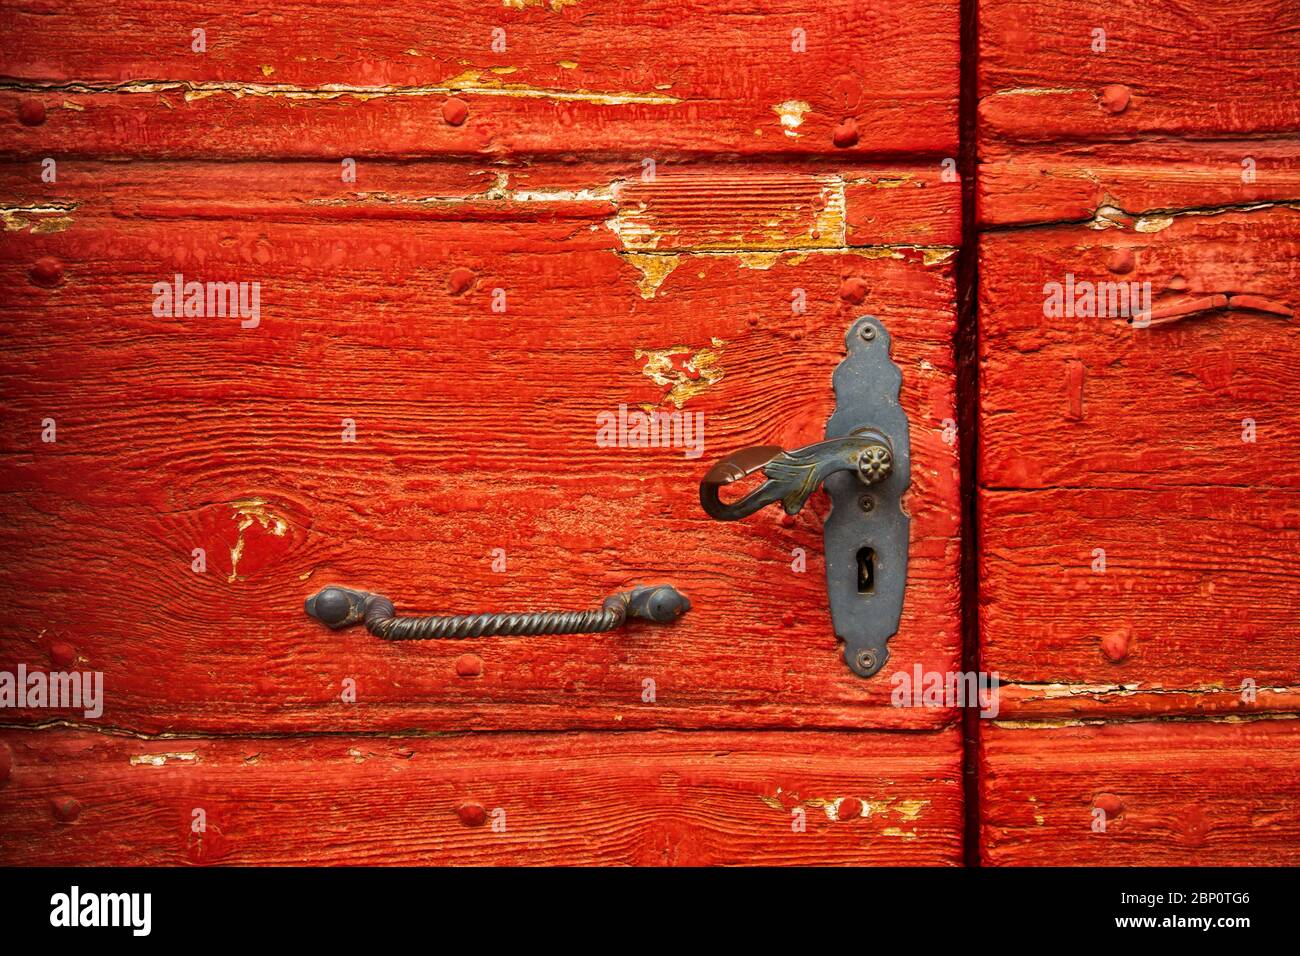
3,0,1297,871
976,0,1300,863
0,1,965,864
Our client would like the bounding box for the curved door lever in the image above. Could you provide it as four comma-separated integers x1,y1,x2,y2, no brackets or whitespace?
700,431,893,521
698,315,910,679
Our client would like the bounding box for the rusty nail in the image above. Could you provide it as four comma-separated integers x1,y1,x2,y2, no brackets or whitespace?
455,654,483,678
30,257,64,288
441,97,469,127
447,267,476,296
1105,248,1135,275
51,795,82,823
832,117,860,149
1098,85,1131,114
1100,631,1129,662
17,99,46,127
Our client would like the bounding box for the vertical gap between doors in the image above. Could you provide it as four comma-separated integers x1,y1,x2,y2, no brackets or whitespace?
957,0,983,868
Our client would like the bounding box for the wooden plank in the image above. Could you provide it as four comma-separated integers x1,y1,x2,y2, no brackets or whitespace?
0,159,960,253
0,727,963,865
981,721,1300,866
979,146,1300,229
980,207,1300,491
0,0,960,158
980,0,1300,145
0,164,961,734
978,206,1300,717
980,487,1300,713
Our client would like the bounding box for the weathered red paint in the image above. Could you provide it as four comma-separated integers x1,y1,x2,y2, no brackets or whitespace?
0,728,963,866
1,0,1297,868
0,0,967,865
981,722,1300,865
977,0,1300,864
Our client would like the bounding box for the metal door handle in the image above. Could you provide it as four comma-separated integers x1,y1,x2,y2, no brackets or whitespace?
304,583,690,640
699,431,893,521
697,315,910,678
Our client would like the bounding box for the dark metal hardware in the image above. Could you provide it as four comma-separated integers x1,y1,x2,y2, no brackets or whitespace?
304,583,690,640
700,432,893,521
697,315,910,679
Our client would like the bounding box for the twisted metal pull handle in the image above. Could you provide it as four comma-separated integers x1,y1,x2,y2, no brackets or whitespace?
304,584,690,640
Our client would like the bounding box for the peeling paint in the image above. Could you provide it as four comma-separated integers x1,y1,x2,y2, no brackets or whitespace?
636,340,724,408
228,498,289,583
772,99,811,137
825,796,871,821
320,172,620,210
815,176,848,245
2,203,76,234
735,251,785,270
922,248,958,265
989,86,1091,97
892,798,929,821
881,827,919,839
622,252,681,298
130,752,198,767
605,200,669,251
1134,216,1174,233
1083,199,1299,232
504,0,578,10
0,76,679,107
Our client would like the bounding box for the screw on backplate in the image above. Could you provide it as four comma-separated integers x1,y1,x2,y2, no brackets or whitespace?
859,494,875,513
859,324,877,342
855,649,878,673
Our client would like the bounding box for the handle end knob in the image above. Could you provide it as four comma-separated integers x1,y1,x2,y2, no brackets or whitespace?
305,586,371,629
626,585,692,623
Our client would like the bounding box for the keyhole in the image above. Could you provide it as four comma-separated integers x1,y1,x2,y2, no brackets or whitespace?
856,547,875,594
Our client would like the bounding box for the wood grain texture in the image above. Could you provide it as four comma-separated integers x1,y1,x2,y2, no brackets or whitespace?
0,163,961,734
0,159,960,251
980,208,1300,490
981,721,1300,866
978,206,1300,716
979,145,1300,229
0,0,959,159
981,487,1300,710
980,0,1300,145
0,727,963,865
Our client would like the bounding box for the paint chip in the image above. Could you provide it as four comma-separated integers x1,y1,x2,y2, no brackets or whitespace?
622,253,681,298
772,100,811,137
636,340,725,407
131,752,199,767
228,498,289,583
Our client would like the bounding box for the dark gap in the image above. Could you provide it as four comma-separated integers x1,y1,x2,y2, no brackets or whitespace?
957,0,983,868
856,547,875,594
